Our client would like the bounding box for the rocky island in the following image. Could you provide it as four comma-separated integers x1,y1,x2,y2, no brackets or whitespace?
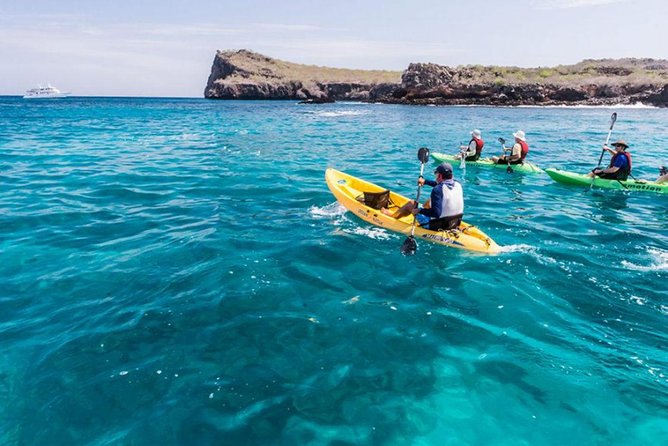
205,49,668,107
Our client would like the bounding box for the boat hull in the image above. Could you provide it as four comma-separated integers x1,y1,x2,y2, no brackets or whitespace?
325,168,501,254
23,93,68,99
431,152,543,174
545,168,668,194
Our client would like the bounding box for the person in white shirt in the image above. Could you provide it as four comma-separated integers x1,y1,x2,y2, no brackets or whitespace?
457,129,484,161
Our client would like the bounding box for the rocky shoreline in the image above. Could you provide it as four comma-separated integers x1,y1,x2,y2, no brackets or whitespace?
204,50,668,107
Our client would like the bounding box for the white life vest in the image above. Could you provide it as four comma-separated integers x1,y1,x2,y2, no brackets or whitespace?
437,180,464,217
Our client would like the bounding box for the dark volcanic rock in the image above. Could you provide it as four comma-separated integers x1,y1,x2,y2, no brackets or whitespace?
205,50,668,107
205,49,399,102
298,97,335,104
644,84,668,106
401,63,454,89
548,87,587,102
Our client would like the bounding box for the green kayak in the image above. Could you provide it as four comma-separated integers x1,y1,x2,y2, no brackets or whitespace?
545,168,668,194
431,152,543,174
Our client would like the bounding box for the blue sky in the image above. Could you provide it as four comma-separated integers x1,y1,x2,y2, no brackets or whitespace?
1,0,666,97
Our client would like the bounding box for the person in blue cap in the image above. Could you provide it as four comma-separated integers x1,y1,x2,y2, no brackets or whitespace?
382,162,464,230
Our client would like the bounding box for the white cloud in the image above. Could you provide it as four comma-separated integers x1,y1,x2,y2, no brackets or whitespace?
0,13,363,96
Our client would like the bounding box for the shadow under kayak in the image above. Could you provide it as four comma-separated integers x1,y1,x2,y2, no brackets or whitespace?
431,152,543,174
545,168,668,194
325,168,501,254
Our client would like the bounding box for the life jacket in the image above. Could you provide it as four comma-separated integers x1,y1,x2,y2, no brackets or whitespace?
518,140,529,161
436,180,464,218
609,151,632,179
471,137,484,157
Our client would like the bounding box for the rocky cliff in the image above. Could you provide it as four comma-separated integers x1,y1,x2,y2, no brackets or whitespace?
205,50,668,107
204,50,399,101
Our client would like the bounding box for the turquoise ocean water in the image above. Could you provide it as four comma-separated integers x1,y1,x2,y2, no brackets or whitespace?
1,97,666,445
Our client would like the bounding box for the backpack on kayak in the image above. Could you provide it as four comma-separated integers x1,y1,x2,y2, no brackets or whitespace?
359,190,390,209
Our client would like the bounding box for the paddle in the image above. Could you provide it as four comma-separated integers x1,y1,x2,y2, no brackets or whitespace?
498,137,513,173
590,112,617,190
401,147,430,255
459,142,466,169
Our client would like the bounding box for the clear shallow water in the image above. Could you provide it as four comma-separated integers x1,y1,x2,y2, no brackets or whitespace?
0,97,666,445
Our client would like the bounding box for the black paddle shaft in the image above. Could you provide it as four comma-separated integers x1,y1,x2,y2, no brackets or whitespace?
401,147,430,255
596,113,618,168
498,137,513,173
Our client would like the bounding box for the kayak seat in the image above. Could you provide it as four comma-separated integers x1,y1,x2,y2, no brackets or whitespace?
497,159,523,166
357,190,391,210
426,213,463,231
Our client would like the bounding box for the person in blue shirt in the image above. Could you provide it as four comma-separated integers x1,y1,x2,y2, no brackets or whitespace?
588,140,631,180
382,163,464,230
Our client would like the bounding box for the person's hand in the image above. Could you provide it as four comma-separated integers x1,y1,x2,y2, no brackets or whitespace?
411,208,420,215
417,176,425,186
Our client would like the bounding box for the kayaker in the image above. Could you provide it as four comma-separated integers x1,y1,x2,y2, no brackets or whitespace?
491,130,529,165
457,129,484,161
382,163,464,230
657,166,668,184
587,140,631,180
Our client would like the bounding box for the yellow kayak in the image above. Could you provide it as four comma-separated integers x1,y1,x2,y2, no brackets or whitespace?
325,168,501,254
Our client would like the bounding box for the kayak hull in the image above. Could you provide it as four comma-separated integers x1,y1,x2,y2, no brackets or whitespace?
325,168,501,254
431,152,543,174
545,168,668,194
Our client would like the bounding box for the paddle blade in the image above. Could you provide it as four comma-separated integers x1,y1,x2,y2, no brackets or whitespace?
506,164,514,174
401,236,417,255
498,137,506,145
417,147,430,163
610,112,617,129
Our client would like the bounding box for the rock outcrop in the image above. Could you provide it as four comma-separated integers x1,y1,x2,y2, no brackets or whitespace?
204,50,399,101
205,50,668,107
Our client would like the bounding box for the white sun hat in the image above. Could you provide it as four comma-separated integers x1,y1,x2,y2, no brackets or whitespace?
471,129,482,138
513,130,526,141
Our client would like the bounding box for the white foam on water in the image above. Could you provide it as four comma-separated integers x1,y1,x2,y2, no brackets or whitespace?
309,202,347,219
514,102,656,109
316,110,368,117
345,226,393,240
628,296,647,306
498,243,536,253
621,248,668,272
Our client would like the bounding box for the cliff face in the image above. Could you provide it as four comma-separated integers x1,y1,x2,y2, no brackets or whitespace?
389,62,668,106
205,50,668,106
204,50,399,101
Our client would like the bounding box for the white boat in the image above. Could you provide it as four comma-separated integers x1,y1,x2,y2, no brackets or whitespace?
23,84,69,99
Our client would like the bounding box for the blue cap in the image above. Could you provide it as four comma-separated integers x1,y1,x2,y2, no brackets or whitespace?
434,163,453,176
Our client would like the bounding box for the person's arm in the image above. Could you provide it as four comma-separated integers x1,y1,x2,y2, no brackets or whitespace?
602,145,615,155
595,166,618,174
595,155,624,174
418,186,442,218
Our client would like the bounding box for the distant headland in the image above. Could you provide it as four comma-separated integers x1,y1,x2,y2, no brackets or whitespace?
204,49,668,107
